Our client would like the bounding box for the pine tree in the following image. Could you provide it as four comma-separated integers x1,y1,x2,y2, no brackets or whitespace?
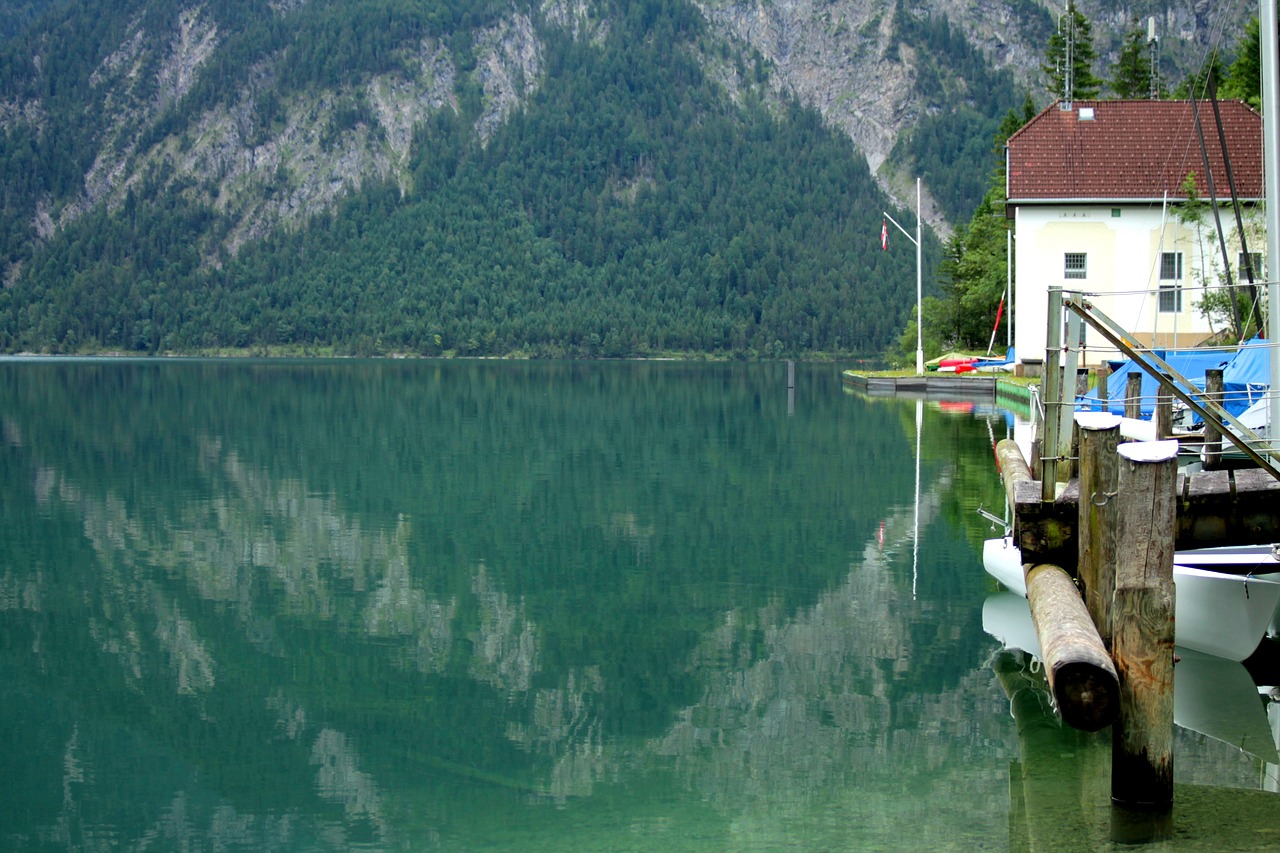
1222,17,1261,110
1173,55,1226,100
1041,1,1102,101
1111,21,1159,99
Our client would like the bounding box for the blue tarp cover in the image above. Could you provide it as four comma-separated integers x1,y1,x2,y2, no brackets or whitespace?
1220,337,1271,416
1075,348,1234,417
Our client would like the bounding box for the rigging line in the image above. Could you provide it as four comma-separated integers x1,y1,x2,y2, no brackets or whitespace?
1190,92,1245,339
1208,74,1259,303
1149,190,1167,345
1070,278,1271,299
1208,75,1262,332
1151,1,1243,194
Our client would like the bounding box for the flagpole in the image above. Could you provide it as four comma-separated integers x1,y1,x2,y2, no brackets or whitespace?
1006,227,1013,352
883,177,925,376
916,177,923,376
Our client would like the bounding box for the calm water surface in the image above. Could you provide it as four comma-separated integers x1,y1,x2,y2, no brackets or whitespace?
1,359,1277,851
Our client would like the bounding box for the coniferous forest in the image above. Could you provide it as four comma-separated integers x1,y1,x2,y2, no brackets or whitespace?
0,0,974,358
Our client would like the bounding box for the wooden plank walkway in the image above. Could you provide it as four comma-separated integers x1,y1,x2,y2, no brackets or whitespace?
840,371,1003,398
1010,465,1280,570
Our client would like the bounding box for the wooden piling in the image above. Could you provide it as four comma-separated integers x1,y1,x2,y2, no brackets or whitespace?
1124,372,1142,420
1110,440,1178,812
1075,412,1122,646
1025,562,1119,732
1096,364,1110,407
1002,439,1077,570
1202,367,1224,469
1154,375,1172,439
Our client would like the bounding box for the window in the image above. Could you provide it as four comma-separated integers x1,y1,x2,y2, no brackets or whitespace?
1239,251,1264,283
1159,251,1182,312
1064,253,1087,279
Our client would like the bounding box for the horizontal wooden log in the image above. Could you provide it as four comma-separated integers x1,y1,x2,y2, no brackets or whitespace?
1025,563,1119,732
996,438,1034,509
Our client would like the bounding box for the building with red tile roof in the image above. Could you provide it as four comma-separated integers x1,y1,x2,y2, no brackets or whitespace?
1006,99,1265,368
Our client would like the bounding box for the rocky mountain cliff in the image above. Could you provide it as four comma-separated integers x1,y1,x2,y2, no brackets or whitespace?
4,0,1249,264
0,0,1260,356
697,0,1253,229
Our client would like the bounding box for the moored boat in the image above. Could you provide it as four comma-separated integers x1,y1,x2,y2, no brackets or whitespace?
982,593,1280,762
982,536,1280,661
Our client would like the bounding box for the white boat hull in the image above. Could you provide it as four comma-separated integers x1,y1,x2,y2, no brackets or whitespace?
983,594,1280,761
982,537,1280,661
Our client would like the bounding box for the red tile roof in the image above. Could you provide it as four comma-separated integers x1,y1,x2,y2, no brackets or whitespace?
1006,99,1263,203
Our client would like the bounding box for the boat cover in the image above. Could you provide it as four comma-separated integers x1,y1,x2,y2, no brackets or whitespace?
1220,337,1271,416
1075,348,1231,417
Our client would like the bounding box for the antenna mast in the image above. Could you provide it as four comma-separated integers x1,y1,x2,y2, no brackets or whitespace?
1063,11,1074,106
1147,17,1159,99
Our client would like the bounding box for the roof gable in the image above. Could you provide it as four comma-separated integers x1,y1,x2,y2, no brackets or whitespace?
1006,99,1263,203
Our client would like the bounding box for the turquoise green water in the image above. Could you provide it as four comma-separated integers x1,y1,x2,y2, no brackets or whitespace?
0,359,1275,851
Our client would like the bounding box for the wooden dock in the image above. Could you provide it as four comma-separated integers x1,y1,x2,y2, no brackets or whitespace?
979,286,1280,814
840,370,1018,399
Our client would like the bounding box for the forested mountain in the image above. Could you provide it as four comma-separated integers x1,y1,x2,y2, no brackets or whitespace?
0,0,62,42
0,0,1257,357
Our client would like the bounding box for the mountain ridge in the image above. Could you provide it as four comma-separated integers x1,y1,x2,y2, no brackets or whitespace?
0,0,1257,356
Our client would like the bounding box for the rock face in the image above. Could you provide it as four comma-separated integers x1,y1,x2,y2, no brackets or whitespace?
691,0,1251,223
0,0,1255,265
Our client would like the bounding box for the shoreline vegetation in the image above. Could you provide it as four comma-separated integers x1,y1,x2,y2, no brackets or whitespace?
0,347,879,362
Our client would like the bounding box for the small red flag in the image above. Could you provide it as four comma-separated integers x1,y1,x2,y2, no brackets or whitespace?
881,219,888,251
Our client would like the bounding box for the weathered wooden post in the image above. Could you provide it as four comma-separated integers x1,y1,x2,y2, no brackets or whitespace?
1124,372,1142,420
1025,563,1119,731
1111,440,1178,812
1096,363,1110,408
1076,412,1122,646
1154,374,1173,439
787,360,796,415
1203,367,1224,469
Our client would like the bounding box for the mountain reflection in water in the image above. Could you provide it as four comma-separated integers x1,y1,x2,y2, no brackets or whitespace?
0,360,1276,851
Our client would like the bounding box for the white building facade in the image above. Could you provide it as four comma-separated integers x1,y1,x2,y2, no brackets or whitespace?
1007,100,1264,371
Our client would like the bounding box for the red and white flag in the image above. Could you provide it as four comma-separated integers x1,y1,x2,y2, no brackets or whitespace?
881,219,888,251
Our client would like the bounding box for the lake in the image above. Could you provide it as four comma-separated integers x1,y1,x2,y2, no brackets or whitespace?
1,359,1278,851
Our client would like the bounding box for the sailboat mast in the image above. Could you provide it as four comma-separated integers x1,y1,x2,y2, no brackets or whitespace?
1262,0,1280,461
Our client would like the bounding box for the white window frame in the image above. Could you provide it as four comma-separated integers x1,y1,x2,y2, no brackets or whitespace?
1064,252,1087,280
1158,251,1183,313
1167,251,1182,313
